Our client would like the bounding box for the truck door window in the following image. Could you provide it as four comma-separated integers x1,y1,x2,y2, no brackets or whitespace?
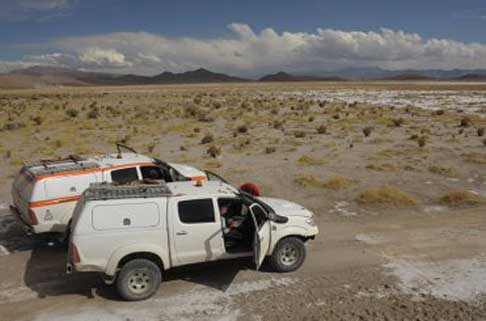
178,199,215,224
250,204,267,229
140,166,164,180
111,167,139,184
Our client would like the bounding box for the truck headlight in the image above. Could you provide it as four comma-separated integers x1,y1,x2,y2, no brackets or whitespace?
306,218,316,227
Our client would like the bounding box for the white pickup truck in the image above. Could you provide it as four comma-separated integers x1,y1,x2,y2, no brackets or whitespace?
68,180,319,301
10,145,207,235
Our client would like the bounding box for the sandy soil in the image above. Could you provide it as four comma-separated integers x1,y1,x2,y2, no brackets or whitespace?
0,81,485,321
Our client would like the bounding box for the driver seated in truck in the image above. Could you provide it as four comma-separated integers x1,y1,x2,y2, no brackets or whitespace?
219,202,243,243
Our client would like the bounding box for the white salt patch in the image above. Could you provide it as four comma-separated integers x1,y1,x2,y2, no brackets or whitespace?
0,202,8,210
446,178,460,182
0,245,9,256
385,255,486,302
0,286,37,303
33,277,297,321
354,234,384,245
287,89,486,113
423,205,448,214
329,201,357,217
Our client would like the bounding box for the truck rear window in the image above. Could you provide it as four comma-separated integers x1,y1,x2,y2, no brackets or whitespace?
178,199,215,223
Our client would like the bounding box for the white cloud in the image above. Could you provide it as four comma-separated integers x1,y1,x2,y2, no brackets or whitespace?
79,47,131,67
18,0,72,10
3,24,486,76
0,0,77,20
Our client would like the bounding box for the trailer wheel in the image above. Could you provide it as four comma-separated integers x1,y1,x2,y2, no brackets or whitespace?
116,259,162,301
269,237,306,272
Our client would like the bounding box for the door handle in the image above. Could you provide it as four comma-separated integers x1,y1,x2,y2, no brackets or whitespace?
176,231,188,236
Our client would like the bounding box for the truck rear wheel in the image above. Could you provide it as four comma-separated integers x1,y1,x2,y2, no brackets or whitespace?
269,237,306,272
116,259,162,301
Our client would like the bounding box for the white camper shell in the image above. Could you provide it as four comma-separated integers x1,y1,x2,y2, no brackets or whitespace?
68,180,318,301
11,152,207,235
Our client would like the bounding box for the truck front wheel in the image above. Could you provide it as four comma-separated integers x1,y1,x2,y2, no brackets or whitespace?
116,259,162,301
269,237,306,272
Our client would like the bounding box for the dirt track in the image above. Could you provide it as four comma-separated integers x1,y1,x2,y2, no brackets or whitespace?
1,204,485,321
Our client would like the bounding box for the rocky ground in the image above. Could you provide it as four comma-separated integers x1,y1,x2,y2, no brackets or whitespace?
0,81,485,321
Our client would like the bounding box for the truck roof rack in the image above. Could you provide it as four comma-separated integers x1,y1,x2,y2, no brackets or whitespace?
25,160,100,176
84,181,172,201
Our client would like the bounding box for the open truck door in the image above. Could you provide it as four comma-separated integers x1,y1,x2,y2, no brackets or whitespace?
249,203,271,270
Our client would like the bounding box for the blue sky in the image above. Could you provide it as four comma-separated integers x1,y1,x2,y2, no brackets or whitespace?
2,0,486,76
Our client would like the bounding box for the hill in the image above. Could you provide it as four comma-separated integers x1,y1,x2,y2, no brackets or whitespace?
259,71,345,82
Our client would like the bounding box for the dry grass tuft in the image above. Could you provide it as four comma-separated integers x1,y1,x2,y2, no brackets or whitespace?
297,154,327,166
295,175,353,189
439,190,485,206
462,152,486,164
428,165,457,177
357,185,417,206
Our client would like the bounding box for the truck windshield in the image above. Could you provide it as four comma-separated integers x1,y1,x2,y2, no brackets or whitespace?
237,190,274,214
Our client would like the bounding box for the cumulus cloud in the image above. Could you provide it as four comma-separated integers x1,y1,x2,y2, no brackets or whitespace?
3,24,486,76
79,47,132,67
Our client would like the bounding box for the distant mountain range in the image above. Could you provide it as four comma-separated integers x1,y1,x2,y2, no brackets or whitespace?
2,65,486,89
259,71,345,82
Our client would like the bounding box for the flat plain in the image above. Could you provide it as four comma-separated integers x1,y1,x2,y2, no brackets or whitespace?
0,81,486,321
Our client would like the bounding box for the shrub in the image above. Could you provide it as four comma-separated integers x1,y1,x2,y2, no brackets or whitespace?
2,122,25,131
207,145,221,158
317,125,327,134
31,116,43,126
362,127,373,137
265,146,276,154
87,108,100,119
357,186,417,206
236,125,248,134
439,191,485,206
459,116,472,127
409,134,419,140
146,142,156,153
201,133,214,144
417,136,426,148
391,118,405,127
294,131,306,138
477,127,485,137
273,120,284,130
65,108,79,118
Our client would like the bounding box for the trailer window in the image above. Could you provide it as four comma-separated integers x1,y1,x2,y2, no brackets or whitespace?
111,167,139,184
178,199,215,224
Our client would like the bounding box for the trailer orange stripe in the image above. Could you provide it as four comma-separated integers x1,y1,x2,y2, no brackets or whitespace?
30,195,81,208
34,162,156,181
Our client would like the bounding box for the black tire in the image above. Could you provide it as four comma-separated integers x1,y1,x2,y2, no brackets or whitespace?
269,237,306,272
116,259,162,301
